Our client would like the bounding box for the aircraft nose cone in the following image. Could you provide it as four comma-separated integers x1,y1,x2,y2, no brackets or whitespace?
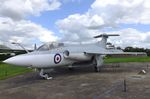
3,59,10,64
3,55,30,67
3,57,17,64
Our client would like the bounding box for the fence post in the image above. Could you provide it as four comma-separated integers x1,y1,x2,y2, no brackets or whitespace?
123,79,127,92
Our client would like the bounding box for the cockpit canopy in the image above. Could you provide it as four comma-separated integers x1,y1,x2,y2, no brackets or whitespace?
37,42,64,51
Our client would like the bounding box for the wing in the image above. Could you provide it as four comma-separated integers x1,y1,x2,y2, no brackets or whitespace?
85,49,146,55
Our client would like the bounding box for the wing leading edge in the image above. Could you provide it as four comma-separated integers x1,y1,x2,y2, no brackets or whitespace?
85,50,147,56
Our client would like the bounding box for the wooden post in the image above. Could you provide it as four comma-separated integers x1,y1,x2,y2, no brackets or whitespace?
123,79,127,92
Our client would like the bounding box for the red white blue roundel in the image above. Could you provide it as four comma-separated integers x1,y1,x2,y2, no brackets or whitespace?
54,53,61,64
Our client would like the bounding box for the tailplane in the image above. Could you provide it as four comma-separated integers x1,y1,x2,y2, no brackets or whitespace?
93,34,119,48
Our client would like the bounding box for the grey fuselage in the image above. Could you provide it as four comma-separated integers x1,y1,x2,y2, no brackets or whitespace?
4,42,106,69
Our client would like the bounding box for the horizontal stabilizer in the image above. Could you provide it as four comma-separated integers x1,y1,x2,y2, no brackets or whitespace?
94,34,119,38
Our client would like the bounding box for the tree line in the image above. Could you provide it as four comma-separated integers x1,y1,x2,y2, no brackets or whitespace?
123,47,150,56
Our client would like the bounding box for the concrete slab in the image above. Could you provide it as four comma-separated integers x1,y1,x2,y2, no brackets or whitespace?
0,62,150,99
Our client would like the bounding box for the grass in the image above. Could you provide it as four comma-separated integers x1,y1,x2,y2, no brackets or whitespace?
0,62,32,80
104,56,150,63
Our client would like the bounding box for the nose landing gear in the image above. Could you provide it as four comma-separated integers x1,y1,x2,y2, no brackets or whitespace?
39,69,53,80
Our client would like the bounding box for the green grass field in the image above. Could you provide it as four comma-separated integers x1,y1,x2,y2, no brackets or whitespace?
0,62,32,80
104,56,150,63
0,56,150,80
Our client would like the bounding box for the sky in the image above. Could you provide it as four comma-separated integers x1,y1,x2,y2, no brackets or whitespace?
0,0,150,49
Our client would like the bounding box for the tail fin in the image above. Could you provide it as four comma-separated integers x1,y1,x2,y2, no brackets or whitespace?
93,34,119,48
34,43,37,51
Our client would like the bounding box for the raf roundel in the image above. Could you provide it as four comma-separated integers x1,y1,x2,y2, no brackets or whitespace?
54,53,61,64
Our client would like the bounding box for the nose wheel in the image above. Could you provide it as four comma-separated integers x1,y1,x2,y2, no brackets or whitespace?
39,69,53,80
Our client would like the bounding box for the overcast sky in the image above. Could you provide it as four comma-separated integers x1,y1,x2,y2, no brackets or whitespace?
0,0,150,49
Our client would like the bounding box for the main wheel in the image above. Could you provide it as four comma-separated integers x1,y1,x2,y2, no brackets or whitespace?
94,66,100,72
68,67,74,71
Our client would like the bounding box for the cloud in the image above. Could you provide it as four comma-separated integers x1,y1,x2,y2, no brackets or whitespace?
0,0,61,48
56,0,150,48
56,14,104,41
106,28,150,48
91,0,150,24
0,17,58,49
0,0,61,20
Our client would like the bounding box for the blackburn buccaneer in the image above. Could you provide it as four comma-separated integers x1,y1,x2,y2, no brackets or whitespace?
3,34,142,79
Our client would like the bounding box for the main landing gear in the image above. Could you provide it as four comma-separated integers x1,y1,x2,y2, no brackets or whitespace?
39,69,53,80
94,55,104,72
94,66,101,72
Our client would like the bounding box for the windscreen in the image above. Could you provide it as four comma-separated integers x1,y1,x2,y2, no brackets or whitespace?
37,42,64,51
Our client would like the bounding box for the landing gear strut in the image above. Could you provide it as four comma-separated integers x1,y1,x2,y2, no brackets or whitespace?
68,65,74,71
94,55,103,72
39,69,53,80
